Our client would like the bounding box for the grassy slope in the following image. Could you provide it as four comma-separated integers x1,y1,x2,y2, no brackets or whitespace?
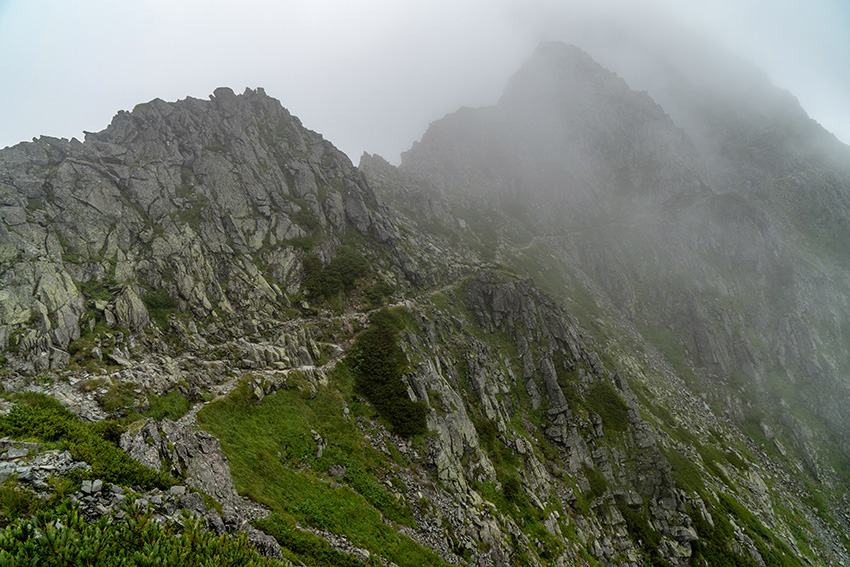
196,369,448,567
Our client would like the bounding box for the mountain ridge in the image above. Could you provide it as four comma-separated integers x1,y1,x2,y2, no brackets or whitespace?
1,42,849,567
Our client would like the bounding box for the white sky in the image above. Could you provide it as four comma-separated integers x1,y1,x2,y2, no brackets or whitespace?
0,0,848,163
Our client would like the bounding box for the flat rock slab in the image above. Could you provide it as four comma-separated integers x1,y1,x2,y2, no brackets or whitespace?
3,447,30,459
0,439,41,452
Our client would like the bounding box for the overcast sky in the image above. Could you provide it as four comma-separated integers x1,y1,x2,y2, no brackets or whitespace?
1,0,848,163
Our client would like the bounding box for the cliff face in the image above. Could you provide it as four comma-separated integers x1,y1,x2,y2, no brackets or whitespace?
2,43,850,567
400,42,850,477
0,87,394,371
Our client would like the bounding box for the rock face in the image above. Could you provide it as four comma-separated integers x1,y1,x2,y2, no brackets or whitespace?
396,270,703,565
120,418,239,504
0,87,396,372
110,286,150,331
2,40,850,567
400,42,850,472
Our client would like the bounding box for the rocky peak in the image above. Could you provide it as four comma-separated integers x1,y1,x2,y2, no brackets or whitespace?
498,42,636,110
402,42,709,223
0,87,397,372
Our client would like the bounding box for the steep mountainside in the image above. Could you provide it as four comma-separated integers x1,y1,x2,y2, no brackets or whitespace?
400,42,850,484
1,43,849,567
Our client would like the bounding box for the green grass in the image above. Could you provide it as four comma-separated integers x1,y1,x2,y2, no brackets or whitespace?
76,272,120,302
585,381,630,433
801,478,830,521
101,382,137,413
254,514,363,567
0,393,173,489
663,447,707,496
697,444,734,488
146,391,193,421
0,500,280,566
640,326,699,388
688,500,752,567
717,493,804,567
196,377,446,567
685,487,808,567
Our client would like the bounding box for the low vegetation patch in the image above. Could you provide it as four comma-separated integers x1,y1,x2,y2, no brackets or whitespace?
196,377,445,566
142,288,177,327
146,391,193,421
0,501,279,566
585,381,630,433
254,514,363,567
640,325,699,388
0,393,172,489
614,497,667,566
101,382,137,413
346,309,428,437
663,447,707,497
583,466,608,499
0,481,43,529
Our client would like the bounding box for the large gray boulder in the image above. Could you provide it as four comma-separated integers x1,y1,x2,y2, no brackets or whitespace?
110,286,150,331
120,418,239,503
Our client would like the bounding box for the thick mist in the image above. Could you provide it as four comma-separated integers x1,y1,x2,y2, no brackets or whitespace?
1,0,847,162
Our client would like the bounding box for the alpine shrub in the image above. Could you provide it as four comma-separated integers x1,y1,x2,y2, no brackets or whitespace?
346,309,427,437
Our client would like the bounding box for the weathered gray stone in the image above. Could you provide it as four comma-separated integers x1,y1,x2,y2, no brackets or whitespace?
121,418,239,504
4,447,29,459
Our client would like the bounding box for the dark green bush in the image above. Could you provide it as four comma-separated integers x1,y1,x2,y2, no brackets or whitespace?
346,309,427,437
303,247,369,300
0,501,280,566
0,394,172,489
475,418,499,454
583,466,608,499
365,280,395,307
78,279,114,302
89,420,124,446
586,381,630,432
142,288,177,327
502,476,522,503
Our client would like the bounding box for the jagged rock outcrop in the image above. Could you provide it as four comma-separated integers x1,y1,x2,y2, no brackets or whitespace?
0,87,398,372
402,43,710,224
120,418,239,504
389,270,705,566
